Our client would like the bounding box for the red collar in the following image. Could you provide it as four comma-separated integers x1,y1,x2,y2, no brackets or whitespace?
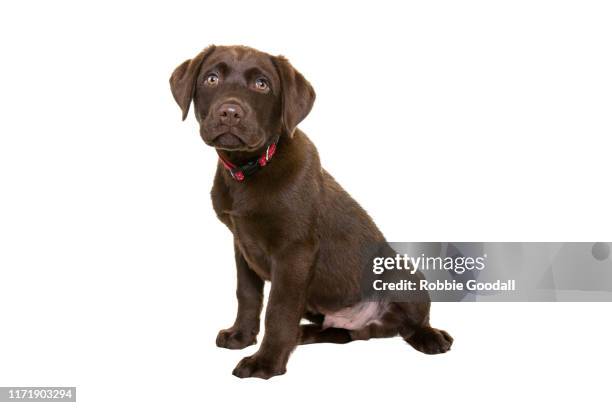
217,142,278,182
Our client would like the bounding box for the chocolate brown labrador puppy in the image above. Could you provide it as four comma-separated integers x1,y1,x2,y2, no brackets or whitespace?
170,45,453,379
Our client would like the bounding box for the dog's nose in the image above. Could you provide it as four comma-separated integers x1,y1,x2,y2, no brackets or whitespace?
217,103,244,126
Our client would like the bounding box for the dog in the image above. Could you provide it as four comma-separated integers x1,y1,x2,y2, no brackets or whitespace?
170,45,453,379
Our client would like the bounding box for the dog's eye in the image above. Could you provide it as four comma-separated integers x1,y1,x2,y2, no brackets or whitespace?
254,78,269,91
205,73,219,86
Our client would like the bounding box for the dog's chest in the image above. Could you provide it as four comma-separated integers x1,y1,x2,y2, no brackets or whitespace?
228,214,275,280
212,181,286,281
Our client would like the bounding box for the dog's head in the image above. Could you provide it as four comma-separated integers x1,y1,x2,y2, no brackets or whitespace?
170,45,315,152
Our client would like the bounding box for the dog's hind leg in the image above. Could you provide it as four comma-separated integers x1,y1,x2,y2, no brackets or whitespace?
299,322,400,345
299,324,353,344
401,325,453,354
302,311,325,325
395,302,454,354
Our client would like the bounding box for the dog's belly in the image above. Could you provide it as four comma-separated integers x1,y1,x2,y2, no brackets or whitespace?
322,301,387,331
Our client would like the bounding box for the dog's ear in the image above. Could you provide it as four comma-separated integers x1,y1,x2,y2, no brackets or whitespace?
273,56,316,137
170,45,216,121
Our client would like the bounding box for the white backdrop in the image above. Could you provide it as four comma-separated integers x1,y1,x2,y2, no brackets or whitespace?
0,1,610,407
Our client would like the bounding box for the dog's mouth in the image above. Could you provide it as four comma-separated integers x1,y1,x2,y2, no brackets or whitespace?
204,128,266,152
211,132,246,150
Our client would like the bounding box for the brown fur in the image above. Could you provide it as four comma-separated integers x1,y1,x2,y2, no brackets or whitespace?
170,45,452,379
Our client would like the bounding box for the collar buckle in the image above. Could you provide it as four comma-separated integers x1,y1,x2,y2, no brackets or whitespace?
217,140,279,182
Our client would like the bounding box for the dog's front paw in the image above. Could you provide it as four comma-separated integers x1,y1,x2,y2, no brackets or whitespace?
232,354,286,379
216,327,257,350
